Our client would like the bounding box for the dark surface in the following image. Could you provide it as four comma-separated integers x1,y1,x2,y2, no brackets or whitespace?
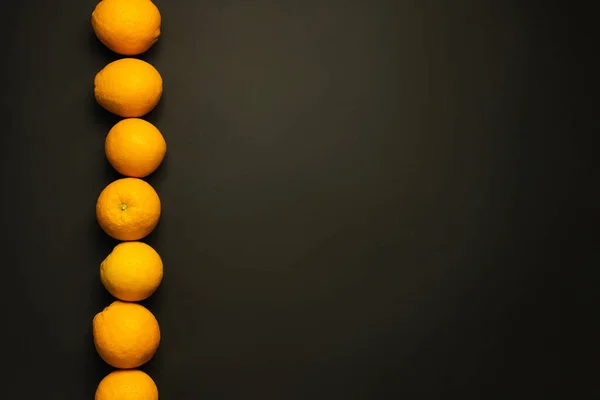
0,0,587,398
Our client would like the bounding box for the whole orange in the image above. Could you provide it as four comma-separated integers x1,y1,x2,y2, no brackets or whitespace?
105,118,167,178
93,301,160,369
91,0,161,56
96,178,161,241
96,370,159,400
100,241,163,302
94,58,163,118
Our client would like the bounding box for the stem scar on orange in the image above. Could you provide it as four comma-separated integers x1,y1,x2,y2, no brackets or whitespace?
96,178,161,241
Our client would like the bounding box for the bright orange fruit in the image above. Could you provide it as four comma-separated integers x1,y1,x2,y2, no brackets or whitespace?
95,370,158,400
93,301,160,369
91,0,161,56
105,118,167,178
96,178,161,241
94,58,163,118
100,241,163,302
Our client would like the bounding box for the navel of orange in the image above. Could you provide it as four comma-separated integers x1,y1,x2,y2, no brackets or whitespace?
96,178,161,241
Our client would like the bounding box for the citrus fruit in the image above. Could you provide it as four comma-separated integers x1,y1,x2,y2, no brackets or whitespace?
93,301,160,369
91,0,161,56
94,58,163,118
95,370,158,400
105,118,167,178
96,178,161,241
101,241,163,302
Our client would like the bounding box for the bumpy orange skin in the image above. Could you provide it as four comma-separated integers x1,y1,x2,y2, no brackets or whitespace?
95,370,159,400
96,178,161,241
100,241,164,302
105,118,167,178
94,58,163,118
93,301,161,369
91,0,161,56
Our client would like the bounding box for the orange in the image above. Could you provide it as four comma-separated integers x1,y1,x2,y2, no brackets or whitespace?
101,241,163,302
95,370,158,400
93,301,160,369
105,118,167,178
96,178,161,241
91,0,161,56
94,58,163,118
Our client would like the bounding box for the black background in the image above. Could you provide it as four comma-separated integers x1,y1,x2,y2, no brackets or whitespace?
0,0,590,398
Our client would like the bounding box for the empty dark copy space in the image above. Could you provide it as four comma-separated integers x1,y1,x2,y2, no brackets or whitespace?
0,0,586,399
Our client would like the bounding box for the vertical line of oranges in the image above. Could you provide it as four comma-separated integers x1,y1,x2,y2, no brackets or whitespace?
90,1,165,399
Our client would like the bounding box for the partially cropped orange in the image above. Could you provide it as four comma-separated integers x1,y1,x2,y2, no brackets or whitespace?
93,301,160,369
94,58,163,118
95,370,158,400
91,0,161,56
106,118,167,178
96,178,161,241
